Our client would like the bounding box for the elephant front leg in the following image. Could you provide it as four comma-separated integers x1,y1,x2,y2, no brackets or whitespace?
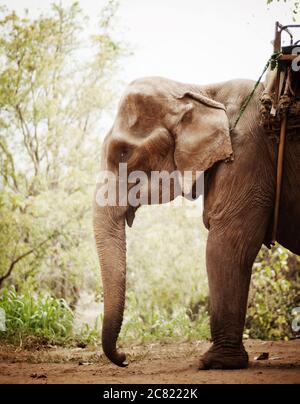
200,216,268,370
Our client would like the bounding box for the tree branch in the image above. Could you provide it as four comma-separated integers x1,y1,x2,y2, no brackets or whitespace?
15,104,39,176
0,138,19,191
0,231,58,288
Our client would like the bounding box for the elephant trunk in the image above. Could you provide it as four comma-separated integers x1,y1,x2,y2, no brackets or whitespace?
93,199,128,367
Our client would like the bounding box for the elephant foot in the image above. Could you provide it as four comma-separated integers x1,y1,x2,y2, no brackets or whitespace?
199,344,249,370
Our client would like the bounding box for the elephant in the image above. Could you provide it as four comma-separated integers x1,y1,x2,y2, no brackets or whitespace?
93,76,300,370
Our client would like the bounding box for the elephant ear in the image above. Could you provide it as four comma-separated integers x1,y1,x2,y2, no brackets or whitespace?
172,91,233,174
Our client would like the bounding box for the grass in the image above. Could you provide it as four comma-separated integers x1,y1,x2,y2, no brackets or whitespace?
120,291,210,345
0,287,74,345
0,287,99,347
0,285,210,348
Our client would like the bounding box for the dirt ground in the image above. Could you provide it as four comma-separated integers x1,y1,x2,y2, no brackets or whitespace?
0,340,299,384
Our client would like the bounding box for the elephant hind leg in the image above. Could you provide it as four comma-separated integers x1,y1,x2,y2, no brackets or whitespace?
200,208,270,370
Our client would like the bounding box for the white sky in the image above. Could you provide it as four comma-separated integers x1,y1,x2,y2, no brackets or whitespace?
4,0,297,85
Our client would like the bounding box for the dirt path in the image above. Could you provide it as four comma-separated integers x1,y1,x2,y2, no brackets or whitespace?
0,340,299,384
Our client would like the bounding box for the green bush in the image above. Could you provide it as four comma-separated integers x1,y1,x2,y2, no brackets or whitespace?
246,246,300,340
0,287,74,344
120,291,210,344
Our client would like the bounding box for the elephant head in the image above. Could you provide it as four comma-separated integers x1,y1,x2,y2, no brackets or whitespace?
93,77,233,366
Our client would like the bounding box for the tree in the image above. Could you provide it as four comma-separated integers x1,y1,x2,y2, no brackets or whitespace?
0,1,126,301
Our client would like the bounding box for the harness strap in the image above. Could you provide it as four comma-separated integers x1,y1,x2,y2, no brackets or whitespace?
230,52,283,133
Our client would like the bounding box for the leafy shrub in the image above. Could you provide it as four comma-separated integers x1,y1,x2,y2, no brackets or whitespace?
120,291,210,344
246,246,300,340
0,287,74,344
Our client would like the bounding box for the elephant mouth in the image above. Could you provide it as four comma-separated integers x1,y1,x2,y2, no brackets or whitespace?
126,206,138,227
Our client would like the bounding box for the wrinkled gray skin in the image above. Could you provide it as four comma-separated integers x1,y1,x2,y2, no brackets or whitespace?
93,77,300,370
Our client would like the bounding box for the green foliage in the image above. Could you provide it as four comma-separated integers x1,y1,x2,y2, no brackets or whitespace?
0,286,100,345
121,293,210,344
246,246,300,340
120,203,211,344
0,286,73,344
0,1,124,301
0,0,125,347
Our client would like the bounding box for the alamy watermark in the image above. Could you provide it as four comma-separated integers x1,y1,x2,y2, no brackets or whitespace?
0,308,6,332
95,163,204,212
292,307,300,333
292,47,300,72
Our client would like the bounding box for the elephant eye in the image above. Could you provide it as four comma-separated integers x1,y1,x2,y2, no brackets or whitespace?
112,141,133,163
119,148,128,161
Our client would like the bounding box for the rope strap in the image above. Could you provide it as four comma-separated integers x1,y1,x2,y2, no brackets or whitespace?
230,52,283,132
